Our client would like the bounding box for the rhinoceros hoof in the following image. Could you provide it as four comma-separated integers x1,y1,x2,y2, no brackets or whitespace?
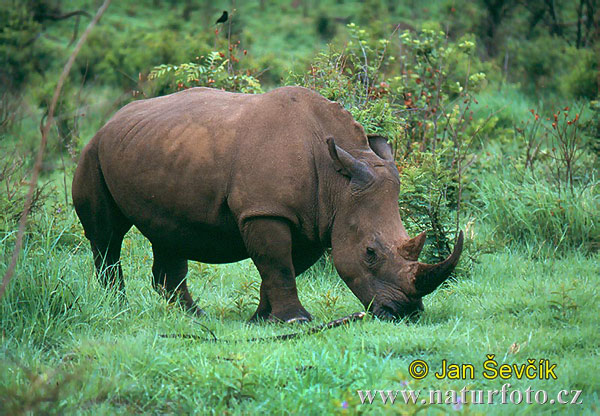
186,305,207,318
267,309,313,324
283,316,311,324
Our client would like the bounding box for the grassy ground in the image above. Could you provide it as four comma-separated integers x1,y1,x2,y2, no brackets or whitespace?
2,1,598,414
1,206,598,415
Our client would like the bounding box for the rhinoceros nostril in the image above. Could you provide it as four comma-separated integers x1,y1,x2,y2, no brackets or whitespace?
375,305,397,320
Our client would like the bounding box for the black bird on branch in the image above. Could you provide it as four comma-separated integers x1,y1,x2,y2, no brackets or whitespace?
215,11,228,24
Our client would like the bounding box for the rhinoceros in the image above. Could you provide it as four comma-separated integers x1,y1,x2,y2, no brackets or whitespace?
72,86,463,322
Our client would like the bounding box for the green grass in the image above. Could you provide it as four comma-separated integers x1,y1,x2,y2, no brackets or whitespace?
2,1,599,413
472,85,539,130
1,206,599,415
472,172,600,254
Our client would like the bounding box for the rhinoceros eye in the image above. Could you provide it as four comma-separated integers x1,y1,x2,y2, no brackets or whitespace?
365,246,379,266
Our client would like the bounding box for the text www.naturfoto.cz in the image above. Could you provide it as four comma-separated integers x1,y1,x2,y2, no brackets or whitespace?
357,384,583,406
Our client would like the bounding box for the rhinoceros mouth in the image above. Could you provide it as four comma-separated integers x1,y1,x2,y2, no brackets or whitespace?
374,305,397,320
373,301,423,321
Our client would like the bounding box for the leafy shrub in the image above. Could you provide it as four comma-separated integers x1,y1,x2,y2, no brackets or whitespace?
0,153,50,232
513,105,597,194
392,29,491,262
0,1,43,91
560,47,598,100
75,26,211,88
588,100,600,156
506,35,563,96
148,52,262,94
507,34,599,101
291,24,490,264
290,23,398,138
392,29,488,153
397,151,456,261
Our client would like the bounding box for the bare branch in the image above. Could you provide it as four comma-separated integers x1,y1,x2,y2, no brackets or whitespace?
38,10,91,22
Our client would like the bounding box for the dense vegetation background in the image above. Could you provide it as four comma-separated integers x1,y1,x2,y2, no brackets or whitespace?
1,0,599,414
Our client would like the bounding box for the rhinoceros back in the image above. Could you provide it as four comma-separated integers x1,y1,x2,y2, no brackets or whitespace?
74,86,368,260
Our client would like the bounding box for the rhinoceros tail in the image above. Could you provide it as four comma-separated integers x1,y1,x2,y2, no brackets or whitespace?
72,137,132,290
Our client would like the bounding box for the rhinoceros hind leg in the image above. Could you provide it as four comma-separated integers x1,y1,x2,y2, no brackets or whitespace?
73,147,132,294
152,248,205,317
90,238,127,293
242,218,313,324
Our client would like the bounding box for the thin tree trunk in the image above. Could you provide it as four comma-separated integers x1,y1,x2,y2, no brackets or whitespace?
0,0,112,300
576,0,584,48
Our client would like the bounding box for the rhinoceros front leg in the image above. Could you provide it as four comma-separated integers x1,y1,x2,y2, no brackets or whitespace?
242,218,313,323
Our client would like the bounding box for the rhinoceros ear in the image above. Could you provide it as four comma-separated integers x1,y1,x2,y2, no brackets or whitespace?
326,137,374,185
367,134,394,161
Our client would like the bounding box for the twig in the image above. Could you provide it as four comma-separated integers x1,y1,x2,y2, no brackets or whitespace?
159,312,366,343
42,10,91,21
69,15,81,46
358,42,369,104
0,0,111,301
227,5,234,74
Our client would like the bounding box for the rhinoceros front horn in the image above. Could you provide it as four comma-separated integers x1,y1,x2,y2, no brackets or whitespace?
413,231,464,296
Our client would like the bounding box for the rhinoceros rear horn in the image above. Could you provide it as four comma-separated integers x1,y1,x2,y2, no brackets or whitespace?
413,231,464,296
326,137,374,185
399,231,427,261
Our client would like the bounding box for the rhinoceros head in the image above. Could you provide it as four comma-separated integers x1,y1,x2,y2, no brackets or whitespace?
326,136,463,320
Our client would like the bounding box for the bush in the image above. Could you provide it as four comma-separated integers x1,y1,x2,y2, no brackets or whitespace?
290,23,399,138
0,1,43,91
75,26,212,88
507,34,599,101
0,153,51,232
560,47,598,100
148,51,262,95
397,151,456,262
290,24,492,265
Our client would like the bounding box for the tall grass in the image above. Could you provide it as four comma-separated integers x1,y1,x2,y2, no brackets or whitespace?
472,172,600,254
473,85,538,128
1,203,599,414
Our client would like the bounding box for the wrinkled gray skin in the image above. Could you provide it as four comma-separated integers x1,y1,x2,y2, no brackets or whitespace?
72,86,463,323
